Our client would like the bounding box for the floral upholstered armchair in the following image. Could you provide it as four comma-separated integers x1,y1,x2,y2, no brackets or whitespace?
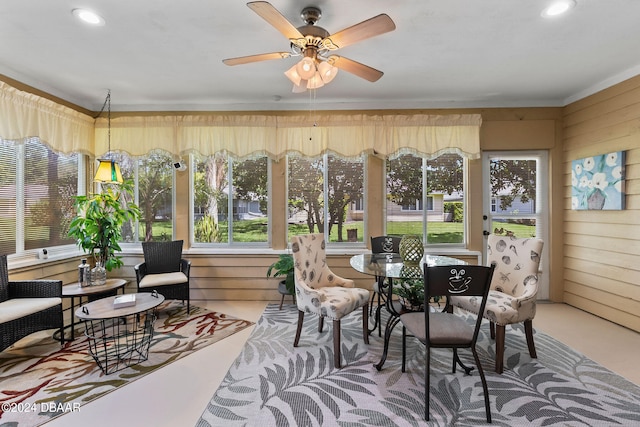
449,234,544,373
290,233,369,368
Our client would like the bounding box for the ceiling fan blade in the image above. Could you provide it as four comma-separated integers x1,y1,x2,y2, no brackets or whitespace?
247,1,304,41
223,52,291,66
329,56,384,82
322,14,395,50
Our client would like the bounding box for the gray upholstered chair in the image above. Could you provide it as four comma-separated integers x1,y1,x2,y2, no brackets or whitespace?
0,254,64,351
291,233,369,368
135,240,191,313
449,234,544,373
400,263,495,422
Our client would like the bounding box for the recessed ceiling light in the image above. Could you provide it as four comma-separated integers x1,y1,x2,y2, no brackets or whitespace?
72,8,105,26
541,0,576,18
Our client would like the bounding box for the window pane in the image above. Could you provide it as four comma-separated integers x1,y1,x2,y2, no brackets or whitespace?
138,152,173,242
287,155,364,243
426,153,464,244
192,153,270,244
0,141,16,254
386,155,423,237
113,151,173,242
327,156,364,243
193,154,229,243
24,139,78,250
386,153,465,244
288,156,324,239
232,157,269,243
489,158,537,238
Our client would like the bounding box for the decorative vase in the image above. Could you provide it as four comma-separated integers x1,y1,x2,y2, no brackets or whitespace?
399,234,424,266
91,261,107,286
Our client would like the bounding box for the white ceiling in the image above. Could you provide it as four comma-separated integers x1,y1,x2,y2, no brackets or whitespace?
2,0,640,112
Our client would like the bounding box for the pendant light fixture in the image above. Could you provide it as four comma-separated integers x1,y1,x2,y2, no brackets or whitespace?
93,90,123,184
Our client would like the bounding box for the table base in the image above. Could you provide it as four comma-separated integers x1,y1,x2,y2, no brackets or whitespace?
83,310,156,374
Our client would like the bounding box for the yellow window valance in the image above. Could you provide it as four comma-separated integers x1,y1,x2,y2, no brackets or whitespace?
1,81,481,160
99,113,481,160
0,81,94,154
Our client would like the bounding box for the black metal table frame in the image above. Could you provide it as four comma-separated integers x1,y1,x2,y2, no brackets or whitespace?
350,253,469,371
54,280,127,342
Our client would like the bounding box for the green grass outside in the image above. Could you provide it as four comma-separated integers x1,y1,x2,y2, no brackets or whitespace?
16,218,535,245
143,218,536,243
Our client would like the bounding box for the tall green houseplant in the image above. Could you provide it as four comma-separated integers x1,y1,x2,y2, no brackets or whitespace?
68,181,140,271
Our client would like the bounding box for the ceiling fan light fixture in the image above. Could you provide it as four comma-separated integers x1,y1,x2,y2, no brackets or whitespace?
292,80,308,93
296,56,317,80
284,64,302,85
306,72,325,89
318,61,338,84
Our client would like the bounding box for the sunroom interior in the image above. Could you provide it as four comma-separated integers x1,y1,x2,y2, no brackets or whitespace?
1,1,640,425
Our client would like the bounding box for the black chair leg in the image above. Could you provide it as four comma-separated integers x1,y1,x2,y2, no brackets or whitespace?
473,347,492,423
293,310,304,347
333,319,341,368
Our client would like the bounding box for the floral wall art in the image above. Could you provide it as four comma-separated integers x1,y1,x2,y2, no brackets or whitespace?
571,151,625,210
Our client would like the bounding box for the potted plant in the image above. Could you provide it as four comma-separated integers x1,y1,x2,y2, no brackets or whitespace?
394,278,425,311
68,181,140,283
267,253,295,296
394,277,442,311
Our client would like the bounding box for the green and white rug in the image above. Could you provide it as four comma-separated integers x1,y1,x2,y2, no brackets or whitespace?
0,300,253,427
198,304,640,426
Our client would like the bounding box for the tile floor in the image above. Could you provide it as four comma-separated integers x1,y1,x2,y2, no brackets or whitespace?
41,300,640,427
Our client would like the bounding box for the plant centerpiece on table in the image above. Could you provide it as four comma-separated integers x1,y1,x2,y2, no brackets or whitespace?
394,278,425,311
68,180,140,285
394,276,442,311
266,253,295,296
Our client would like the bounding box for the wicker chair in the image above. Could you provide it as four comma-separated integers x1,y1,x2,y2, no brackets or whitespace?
135,240,191,313
0,254,64,352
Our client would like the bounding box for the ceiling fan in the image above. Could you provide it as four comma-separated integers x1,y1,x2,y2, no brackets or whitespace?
222,1,396,92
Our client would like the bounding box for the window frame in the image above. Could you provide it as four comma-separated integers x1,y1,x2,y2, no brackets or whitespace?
286,153,367,247
0,137,84,262
189,153,272,247
385,154,468,248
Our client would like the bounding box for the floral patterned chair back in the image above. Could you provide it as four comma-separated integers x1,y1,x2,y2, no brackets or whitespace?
292,233,343,291
290,233,370,368
487,234,544,317
449,233,544,374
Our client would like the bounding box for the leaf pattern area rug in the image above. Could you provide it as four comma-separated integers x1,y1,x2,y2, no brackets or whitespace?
0,300,253,427
198,304,640,427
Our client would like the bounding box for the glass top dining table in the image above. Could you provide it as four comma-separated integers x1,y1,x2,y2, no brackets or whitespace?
349,253,466,279
350,252,468,371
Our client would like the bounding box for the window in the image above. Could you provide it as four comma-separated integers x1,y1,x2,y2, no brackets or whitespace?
288,154,364,243
0,137,79,255
192,153,269,244
386,153,465,245
111,151,173,242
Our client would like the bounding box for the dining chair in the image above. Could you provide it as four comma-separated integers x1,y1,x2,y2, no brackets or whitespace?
400,263,495,422
135,240,191,313
369,235,402,336
291,233,370,369
448,234,544,373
